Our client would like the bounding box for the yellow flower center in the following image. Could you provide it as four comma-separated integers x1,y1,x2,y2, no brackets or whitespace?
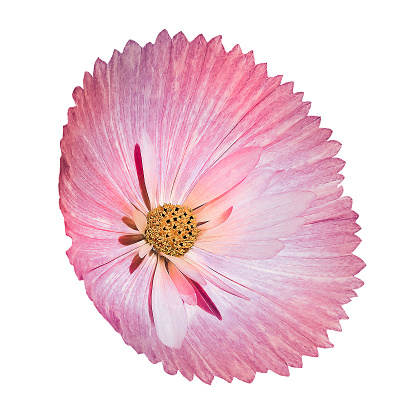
145,204,199,257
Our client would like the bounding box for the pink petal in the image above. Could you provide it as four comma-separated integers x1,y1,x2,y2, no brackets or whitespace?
202,191,315,238
195,191,314,260
152,257,188,349
131,209,147,235
163,254,207,286
198,207,233,231
167,261,197,305
200,218,307,242
138,242,152,258
183,147,262,208
186,251,249,299
134,145,151,213
195,239,285,260
165,36,281,205
195,168,273,223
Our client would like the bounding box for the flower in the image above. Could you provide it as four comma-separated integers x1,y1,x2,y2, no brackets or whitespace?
59,30,365,384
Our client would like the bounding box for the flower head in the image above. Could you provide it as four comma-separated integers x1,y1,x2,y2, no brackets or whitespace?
59,30,364,383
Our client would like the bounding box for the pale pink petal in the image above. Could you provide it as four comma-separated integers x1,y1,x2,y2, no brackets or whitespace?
131,209,147,235
201,191,315,240
199,218,306,242
198,207,233,231
265,157,345,194
138,242,152,258
163,254,207,286
195,168,273,223
152,257,188,349
195,191,314,261
185,251,249,299
195,239,285,260
183,147,262,208
167,262,197,305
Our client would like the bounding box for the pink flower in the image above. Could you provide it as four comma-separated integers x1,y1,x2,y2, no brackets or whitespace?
59,30,365,383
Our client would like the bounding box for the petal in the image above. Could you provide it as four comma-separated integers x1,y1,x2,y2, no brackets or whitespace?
83,251,158,351
198,207,233,231
167,261,197,305
195,168,273,223
196,191,314,260
183,147,262,208
186,251,249,299
131,209,147,235
139,242,152,258
195,239,285,260
118,233,144,246
152,257,188,349
163,254,207,286
121,216,138,230
199,218,306,241
201,191,315,239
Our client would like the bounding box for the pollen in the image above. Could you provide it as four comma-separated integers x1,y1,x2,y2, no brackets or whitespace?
145,204,199,257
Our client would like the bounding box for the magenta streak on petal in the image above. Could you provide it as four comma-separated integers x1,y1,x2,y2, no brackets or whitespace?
167,261,197,305
137,131,159,209
188,279,222,320
134,144,151,212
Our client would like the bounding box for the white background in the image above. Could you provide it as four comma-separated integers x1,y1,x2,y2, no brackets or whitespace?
1,1,410,416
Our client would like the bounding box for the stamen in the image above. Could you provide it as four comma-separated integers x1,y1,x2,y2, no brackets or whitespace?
145,204,199,256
